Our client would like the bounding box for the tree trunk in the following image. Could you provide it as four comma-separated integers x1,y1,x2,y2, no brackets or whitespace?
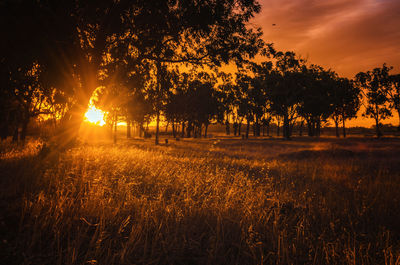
181,121,185,138
307,119,314,137
127,120,131,138
375,118,382,138
204,123,209,138
245,118,250,139
397,109,400,131
262,123,265,136
155,110,160,145
299,121,303,136
342,118,346,138
139,123,144,138
12,124,19,143
289,120,295,137
194,123,198,138
0,123,7,141
165,121,169,132
225,118,230,135
172,120,176,138
277,121,280,137
316,119,321,137
187,121,192,138
199,124,202,138
334,119,339,138
283,114,290,139
20,116,29,143
113,112,118,144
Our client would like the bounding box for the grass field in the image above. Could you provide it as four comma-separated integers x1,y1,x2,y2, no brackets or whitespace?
1,136,400,264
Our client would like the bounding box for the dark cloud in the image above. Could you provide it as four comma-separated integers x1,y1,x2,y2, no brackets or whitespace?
254,0,400,78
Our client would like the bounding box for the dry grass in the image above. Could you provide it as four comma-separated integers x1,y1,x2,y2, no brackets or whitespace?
1,136,400,264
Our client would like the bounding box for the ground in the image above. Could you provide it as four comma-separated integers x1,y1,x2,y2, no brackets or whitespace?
1,136,400,264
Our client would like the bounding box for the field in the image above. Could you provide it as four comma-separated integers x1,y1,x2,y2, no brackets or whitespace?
1,136,400,264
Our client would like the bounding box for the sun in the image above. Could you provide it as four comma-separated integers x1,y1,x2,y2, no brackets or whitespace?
84,105,106,126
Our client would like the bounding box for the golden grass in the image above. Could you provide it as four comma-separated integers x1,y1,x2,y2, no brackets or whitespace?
1,137,400,264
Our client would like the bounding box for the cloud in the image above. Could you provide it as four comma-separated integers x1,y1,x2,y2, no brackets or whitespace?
254,0,400,77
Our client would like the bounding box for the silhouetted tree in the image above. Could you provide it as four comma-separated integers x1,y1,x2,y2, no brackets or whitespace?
217,73,236,136
1,62,60,143
126,90,153,138
236,73,254,139
331,78,360,137
185,72,220,138
298,65,336,137
388,73,400,130
356,64,392,138
267,52,305,139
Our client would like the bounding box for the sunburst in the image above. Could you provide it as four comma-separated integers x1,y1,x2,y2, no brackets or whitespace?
84,105,106,126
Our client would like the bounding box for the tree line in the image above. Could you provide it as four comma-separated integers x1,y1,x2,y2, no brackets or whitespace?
1,0,399,144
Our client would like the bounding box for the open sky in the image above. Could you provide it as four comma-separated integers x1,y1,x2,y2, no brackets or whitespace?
253,0,400,127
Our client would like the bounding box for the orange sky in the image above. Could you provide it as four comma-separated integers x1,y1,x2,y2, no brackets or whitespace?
248,0,400,127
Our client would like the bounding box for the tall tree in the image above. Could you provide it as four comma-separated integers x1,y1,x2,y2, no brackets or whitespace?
298,65,336,137
266,52,305,139
355,64,392,138
217,73,236,136
331,78,360,137
388,74,400,130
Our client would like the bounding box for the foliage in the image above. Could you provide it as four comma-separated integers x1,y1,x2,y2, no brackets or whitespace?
355,64,392,137
388,74,400,129
331,77,361,137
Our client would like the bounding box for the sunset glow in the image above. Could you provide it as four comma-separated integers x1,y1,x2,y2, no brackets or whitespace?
84,105,106,126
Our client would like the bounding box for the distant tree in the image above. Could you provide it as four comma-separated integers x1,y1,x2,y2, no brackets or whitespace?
236,73,255,139
126,90,153,138
165,89,185,138
355,64,392,138
388,74,400,130
164,72,192,138
150,63,179,144
331,78,361,137
186,72,219,138
268,52,305,139
216,73,236,136
298,65,336,137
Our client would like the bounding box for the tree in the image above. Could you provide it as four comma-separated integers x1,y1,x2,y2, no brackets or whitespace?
298,65,336,137
216,73,236,136
236,73,255,139
331,78,360,137
185,72,220,138
126,90,153,138
355,64,392,138
265,52,305,139
388,74,400,130
0,62,62,143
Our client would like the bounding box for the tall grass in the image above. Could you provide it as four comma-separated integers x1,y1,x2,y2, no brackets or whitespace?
1,137,400,264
